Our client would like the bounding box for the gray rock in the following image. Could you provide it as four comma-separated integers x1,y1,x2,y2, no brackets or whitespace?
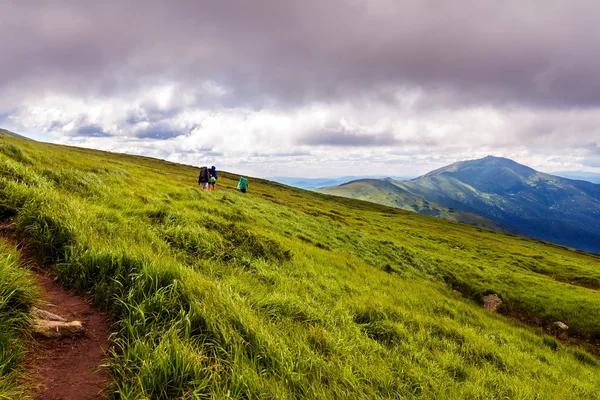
483,294,502,312
30,307,85,338
32,319,85,338
31,307,67,322
554,321,569,330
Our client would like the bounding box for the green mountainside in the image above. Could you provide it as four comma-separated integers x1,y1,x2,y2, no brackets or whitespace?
0,129,30,140
397,156,600,253
1,135,600,398
323,156,600,254
319,178,511,232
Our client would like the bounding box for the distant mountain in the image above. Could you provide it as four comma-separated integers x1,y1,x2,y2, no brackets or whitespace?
271,175,411,190
323,156,600,253
553,171,600,184
0,129,30,140
320,178,512,232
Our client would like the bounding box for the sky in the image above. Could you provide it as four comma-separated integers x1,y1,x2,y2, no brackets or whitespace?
1,0,600,178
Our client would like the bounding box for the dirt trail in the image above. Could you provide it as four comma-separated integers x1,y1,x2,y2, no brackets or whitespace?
0,223,111,400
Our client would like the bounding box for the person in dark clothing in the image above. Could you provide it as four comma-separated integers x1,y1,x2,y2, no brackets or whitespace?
198,166,210,189
208,166,218,190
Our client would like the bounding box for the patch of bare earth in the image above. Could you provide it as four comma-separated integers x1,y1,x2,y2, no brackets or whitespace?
25,269,111,400
1,222,111,399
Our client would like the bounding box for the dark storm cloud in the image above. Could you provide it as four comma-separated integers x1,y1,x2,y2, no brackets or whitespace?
125,105,184,125
581,143,600,168
38,116,111,137
299,131,398,147
587,143,600,155
582,156,600,168
265,151,312,157
134,123,185,140
2,0,600,109
176,147,223,157
247,150,312,158
75,124,110,137
0,112,10,125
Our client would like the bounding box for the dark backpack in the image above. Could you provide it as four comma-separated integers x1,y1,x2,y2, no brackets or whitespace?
198,166,209,183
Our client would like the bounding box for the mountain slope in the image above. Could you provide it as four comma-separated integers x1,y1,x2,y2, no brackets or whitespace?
271,175,411,189
0,129,30,140
320,178,511,232
395,156,600,253
1,135,600,398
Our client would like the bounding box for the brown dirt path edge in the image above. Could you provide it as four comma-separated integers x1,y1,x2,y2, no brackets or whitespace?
26,269,112,400
0,223,111,399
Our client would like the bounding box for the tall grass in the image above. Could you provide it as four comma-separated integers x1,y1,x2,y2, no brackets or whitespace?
1,136,599,399
0,242,36,399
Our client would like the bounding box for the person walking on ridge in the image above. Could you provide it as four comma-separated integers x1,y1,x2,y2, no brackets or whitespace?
198,166,210,190
237,176,248,193
208,166,218,190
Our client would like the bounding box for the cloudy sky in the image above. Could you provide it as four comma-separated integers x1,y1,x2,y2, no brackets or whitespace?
1,0,600,178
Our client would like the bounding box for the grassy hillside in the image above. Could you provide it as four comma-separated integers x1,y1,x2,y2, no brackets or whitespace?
319,178,510,232
1,135,600,398
0,241,36,399
0,129,30,140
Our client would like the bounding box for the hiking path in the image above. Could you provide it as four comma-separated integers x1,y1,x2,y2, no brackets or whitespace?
0,222,111,400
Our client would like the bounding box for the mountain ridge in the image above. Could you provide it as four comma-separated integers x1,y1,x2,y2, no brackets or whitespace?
0,129,30,140
271,175,412,189
320,177,513,232
324,156,600,253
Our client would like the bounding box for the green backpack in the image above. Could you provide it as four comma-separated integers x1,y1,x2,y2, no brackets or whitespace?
237,177,248,190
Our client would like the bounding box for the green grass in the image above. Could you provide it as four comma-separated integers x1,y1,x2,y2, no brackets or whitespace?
1,135,600,399
0,241,36,399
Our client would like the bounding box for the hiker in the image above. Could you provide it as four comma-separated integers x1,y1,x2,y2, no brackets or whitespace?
198,166,210,190
237,176,248,193
208,166,218,190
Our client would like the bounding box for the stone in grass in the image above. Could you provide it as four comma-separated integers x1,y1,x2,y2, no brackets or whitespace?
32,320,85,338
31,307,67,322
547,321,569,339
483,294,502,312
30,307,85,338
554,321,569,331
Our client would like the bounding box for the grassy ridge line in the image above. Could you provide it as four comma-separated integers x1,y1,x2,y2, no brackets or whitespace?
318,179,511,232
0,240,36,399
1,136,600,398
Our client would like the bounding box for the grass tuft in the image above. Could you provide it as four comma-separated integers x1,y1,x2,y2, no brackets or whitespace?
0,143,31,164
0,242,36,398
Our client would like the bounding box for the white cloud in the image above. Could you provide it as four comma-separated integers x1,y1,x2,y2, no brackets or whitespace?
5,82,600,178
2,1,600,178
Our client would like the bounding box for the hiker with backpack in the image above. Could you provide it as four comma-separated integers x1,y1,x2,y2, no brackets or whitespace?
198,166,210,189
237,176,248,193
208,166,218,190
